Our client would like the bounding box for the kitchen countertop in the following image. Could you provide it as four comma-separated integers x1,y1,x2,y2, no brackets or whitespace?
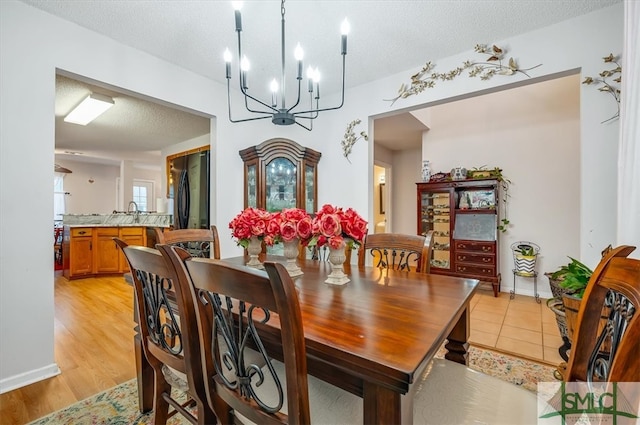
63,213,172,227
64,224,170,228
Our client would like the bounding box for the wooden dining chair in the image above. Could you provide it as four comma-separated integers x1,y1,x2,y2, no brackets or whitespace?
563,245,640,383
154,225,221,259
357,232,432,273
160,245,362,425
115,238,216,425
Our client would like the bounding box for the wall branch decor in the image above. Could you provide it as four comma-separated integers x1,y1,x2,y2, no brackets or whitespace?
341,119,368,163
582,53,621,123
385,44,542,105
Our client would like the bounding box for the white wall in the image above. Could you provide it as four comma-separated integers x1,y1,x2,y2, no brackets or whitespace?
423,74,581,297
54,159,161,214
0,0,626,391
391,148,423,234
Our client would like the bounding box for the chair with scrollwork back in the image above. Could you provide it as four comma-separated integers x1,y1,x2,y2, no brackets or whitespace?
115,238,216,425
357,232,431,273
154,225,221,259
161,246,362,424
564,245,640,383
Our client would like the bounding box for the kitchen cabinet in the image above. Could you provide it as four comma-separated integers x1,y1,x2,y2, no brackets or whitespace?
95,227,120,273
118,227,145,272
63,226,147,279
417,178,501,296
65,227,93,277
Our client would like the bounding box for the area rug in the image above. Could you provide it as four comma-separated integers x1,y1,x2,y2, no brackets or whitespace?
29,346,558,424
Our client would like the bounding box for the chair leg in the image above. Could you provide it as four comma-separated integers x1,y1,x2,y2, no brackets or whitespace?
210,392,234,425
152,373,172,425
196,400,218,425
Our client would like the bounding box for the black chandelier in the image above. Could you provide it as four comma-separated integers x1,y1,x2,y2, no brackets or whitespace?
224,0,349,131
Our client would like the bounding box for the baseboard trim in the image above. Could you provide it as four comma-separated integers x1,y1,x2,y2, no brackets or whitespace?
0,363,61,394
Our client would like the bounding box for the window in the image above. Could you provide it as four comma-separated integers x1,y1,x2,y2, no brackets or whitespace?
54,173,66,222
133,180,154,212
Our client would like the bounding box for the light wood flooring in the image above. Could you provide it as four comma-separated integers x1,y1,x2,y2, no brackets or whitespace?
0,273,564,424
0,273,138,424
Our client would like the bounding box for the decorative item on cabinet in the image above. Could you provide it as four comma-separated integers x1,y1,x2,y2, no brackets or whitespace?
450,167,467,181
417,178,501,296
421,160,431,182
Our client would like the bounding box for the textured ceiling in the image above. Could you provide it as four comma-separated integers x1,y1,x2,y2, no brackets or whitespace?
23,0,620,165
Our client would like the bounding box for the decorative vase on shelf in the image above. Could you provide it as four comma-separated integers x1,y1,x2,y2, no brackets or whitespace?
421,160,431,182
282,238,303,277
246,236,264,269
325,242,350,285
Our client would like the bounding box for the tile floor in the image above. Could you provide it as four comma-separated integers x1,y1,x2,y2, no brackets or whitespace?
469,286,565,366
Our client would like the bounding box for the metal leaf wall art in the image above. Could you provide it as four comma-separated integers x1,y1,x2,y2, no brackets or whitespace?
341,118,368,163
582,53,622,123
385,44,542,105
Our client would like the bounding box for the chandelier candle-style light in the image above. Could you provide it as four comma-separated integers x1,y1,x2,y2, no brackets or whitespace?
225,0,349,131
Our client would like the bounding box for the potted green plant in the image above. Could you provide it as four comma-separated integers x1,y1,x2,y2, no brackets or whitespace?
545,257,594,356
511,242,539,277
547,257,593,299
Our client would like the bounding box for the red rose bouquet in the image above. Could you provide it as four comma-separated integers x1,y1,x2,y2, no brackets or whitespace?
229,207,278,248
309,204,368,249
275,208,313,243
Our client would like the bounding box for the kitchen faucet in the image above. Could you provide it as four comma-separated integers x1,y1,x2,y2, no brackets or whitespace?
128,201,140,223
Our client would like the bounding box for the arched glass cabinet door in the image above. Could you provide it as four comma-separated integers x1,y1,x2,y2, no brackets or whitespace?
239,138,321,214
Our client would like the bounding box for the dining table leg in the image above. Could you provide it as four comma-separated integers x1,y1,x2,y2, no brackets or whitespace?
363,380,413,424
444,304,470,365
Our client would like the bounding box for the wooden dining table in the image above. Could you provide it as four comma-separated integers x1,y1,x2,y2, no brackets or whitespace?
134,255,479,424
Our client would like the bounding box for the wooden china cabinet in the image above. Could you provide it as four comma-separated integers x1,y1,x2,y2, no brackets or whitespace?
239,138,321,214
417,178,501,296
239,139,321,259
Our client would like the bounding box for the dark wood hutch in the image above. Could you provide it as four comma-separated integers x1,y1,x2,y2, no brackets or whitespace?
417,178,501,296
239,138,321,214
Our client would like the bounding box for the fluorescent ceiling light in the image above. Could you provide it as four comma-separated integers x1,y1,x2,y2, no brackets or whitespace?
64,93,114,125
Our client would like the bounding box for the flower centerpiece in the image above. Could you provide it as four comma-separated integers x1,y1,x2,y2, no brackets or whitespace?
274,208,313,277
229,207,278,268
308,204,368,285
275,208,313,244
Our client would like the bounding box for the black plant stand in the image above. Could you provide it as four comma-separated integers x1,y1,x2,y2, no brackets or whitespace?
559,336,571,361
510,269,540,303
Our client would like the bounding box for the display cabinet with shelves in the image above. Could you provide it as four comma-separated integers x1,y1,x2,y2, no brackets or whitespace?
239,138,321,214
417,178,501,296
240,139,321,259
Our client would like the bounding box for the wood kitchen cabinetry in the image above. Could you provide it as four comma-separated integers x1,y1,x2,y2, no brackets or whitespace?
117,227,145,271
63,226,146,279
95,227,120,273
417,178,501,296
67,227,93,277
